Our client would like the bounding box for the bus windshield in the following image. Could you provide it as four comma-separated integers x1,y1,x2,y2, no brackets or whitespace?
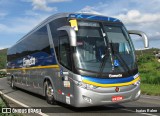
74,21,136,76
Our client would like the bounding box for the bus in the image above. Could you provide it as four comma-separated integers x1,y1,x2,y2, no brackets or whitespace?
7,13,149,107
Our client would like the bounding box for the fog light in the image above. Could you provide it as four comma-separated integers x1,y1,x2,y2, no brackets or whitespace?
82,95,92,103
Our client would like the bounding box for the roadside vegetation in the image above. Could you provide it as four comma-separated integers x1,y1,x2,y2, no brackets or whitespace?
0,97,6,108
136,48,160,95
0,97,6,116
0,49,7,78
0,97,22,116
0,71,7,78
140,84,160,96
0,49,7,69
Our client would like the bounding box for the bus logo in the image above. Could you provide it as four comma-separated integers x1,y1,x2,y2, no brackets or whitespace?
115,87,120,92
109,74,122,78
23,57,36,67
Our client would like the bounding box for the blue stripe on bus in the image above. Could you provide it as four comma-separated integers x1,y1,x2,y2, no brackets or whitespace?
69,14,121,22
82,75,135,84
7,49,57,69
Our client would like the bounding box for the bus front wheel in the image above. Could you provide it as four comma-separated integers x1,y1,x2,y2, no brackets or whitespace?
45,81,56,105
11,77,16,89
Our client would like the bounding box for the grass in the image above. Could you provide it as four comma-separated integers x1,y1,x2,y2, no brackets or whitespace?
141,83,160,96
0,48,7,69
0,97,7,116
139,59,160,85
0,97,6,108
0,71,6,78
0,75,5,78
0,97,22,116
137,48,160,95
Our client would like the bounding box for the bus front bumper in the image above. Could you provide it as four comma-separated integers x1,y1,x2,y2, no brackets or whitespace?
72,84,140,107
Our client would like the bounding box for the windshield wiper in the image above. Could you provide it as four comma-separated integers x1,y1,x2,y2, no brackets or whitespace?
114,54,131,74
109,41,131,74
97,51,107,77
97,47,114,77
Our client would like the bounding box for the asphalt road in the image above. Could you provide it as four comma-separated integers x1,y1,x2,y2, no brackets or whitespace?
0,77,160,116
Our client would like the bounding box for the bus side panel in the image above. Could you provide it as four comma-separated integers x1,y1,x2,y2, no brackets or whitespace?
7,25,60,96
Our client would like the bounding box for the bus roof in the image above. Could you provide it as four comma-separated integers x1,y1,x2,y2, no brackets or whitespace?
68,13,121,22
24,13,121,36
39,13,121,25
10,13,121,49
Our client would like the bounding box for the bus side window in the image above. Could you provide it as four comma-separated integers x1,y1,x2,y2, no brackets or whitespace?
59,36,71,70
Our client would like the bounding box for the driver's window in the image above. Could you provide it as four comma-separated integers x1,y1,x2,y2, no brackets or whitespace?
59,36,71,69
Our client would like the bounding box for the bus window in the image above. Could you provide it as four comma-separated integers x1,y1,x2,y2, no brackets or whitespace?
59,35,71,70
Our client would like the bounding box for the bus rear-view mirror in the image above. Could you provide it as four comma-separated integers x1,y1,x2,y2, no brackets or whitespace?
57,26,77,46
128,30,149,48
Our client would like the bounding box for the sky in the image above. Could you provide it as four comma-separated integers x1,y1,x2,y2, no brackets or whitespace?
0,0,160,50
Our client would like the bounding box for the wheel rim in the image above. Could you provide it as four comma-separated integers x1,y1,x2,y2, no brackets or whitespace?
11,79,13,87
46,84,53,97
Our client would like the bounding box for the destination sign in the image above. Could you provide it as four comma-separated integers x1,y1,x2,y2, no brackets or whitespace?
78,21,100,27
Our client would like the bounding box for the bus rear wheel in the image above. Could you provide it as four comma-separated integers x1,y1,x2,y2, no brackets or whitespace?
45,81,56,105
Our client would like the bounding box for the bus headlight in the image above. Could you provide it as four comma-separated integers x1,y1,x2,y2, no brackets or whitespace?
74,81,97,90
134,80,140,86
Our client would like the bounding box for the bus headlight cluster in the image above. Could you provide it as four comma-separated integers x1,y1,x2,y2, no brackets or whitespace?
134,80,140,86
74,81,97,90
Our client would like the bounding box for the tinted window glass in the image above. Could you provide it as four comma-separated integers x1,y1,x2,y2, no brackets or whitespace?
24,26,50,54
49,18,68,60
59,36,71,69
7,26,51,61
77,27,101,37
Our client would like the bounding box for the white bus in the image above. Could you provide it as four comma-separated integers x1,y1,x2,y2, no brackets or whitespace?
7,13,149,107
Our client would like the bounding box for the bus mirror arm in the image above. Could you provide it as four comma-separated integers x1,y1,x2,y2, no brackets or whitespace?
128,30,149,48
57,26,77,46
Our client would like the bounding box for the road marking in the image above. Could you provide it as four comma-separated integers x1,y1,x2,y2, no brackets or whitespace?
0,91,49,116
0,91,29,107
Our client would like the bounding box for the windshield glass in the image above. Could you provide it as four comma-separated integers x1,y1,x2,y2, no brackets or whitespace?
103,25,136,73
74,21,136,75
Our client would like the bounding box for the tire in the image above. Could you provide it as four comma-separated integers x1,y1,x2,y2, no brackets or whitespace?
45,81,56,105
11,77,16,89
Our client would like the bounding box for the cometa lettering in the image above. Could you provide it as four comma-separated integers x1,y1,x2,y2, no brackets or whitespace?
109,74,122,78
23,57,36,67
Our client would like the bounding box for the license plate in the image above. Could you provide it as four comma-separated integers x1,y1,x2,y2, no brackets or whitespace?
112,96,123,102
